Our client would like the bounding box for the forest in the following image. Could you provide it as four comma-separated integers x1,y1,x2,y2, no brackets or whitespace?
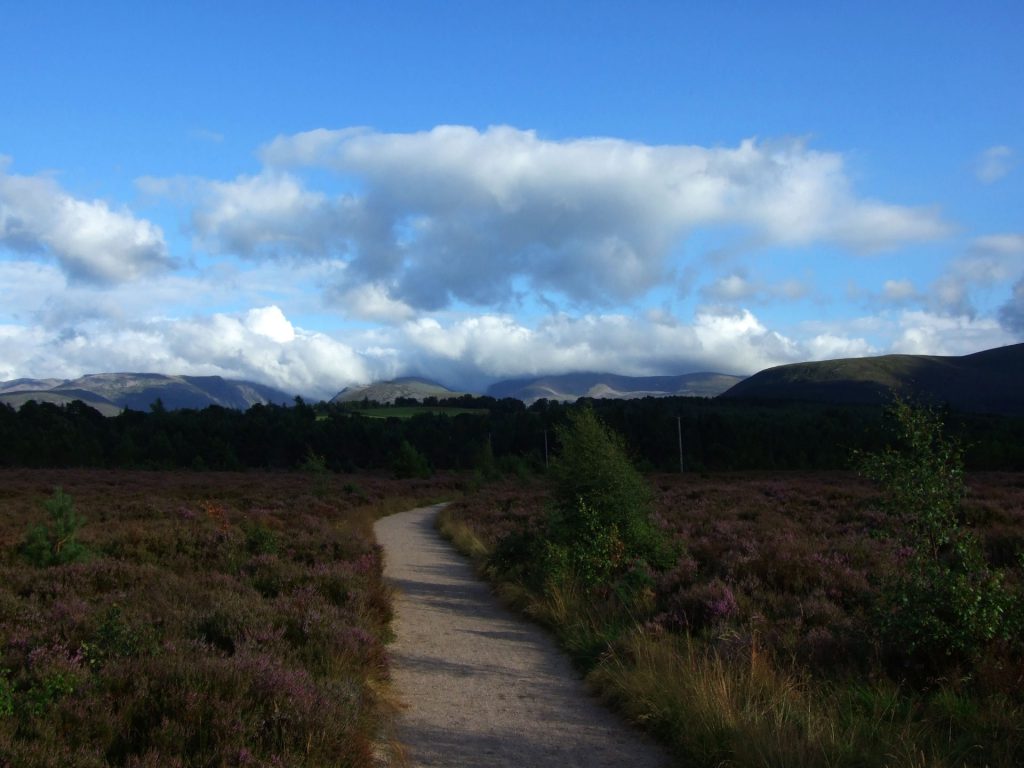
2,394,1024,474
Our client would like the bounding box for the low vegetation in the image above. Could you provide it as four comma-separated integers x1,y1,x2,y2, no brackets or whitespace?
440,404,1024,767
0,469,457,767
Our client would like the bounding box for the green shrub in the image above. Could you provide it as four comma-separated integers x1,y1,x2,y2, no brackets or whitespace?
21,487,89,567
301,449,330,498
491,407,673,594
542,498,626,588
0,670,13,718
857,400,1016,667
392,440,431,479
243,522,279,555
548,407,672,570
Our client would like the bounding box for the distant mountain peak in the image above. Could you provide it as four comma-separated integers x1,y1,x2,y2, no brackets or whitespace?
485,371,744,404
331,378,469,405
0,373,295,414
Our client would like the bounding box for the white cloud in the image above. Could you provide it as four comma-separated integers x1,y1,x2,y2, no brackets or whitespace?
4,295,1015,399
891,310,1016,356
392,307,807,388
0,161,173,282
975,145,1015,184
701,271,811,304
704,274,754,301
972,233,1024,256
333,282,415,323
881,279,918,302
249,126,950,309
245,305,295,343
692,308,801,369
926,233,1024,316
190,172,356,258
0,306,372,399
805,334,876,360
999,278,1024,336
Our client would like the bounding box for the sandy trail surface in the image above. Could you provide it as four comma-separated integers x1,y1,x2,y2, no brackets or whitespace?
374,503,670,768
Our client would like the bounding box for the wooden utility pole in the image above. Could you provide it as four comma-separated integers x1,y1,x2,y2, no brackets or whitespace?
677,416,684,473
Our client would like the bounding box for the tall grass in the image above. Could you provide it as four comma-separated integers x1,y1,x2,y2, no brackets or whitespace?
589,630,1024,768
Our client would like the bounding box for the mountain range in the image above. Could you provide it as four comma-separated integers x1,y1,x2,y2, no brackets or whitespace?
484,372,744,403
720,342,1024,415
4,342,1023,415
330,372,743,406
0,373,294,415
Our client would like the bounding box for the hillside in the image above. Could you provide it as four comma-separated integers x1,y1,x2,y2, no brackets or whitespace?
720,342,1024,415
486,372,744,404
0,373,295,413
331,377,470,405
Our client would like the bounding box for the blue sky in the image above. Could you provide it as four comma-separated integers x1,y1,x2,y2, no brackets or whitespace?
2,1,1022,397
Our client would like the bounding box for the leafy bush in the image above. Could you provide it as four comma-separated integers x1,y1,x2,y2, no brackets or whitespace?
300,449,330,498
0,670,12,718
21,487,89,567
490,407,672,593
858,400,1017,667
392,440,431,479
548,407,673,569
541,498,626,588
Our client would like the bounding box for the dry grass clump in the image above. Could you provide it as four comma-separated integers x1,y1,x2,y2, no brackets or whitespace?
0,469,453,768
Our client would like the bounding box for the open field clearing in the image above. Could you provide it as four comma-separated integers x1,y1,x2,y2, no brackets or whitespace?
0,469,458,768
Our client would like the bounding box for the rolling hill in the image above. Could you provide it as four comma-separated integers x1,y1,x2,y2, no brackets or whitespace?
719,342,1024,415
330,377,470,405
486,372,745,404
0,373,295,414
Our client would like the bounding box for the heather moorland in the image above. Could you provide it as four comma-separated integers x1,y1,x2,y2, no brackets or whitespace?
440,408,1024,767
0,469,456,767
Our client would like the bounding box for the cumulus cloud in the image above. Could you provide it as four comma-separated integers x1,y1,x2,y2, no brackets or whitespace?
701,270,810,304
804,334,876,360
231,125,950,310
881,279,918,303
0,306,372,399
389,307,811,389
140,171,357,259
332,282,416,323
0,160,173,282
975,145,1015,184
927,233,1024,316
891,310,1016,356
999,278,1024,336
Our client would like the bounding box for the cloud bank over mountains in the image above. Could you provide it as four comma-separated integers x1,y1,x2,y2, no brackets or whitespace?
1,127,1022,399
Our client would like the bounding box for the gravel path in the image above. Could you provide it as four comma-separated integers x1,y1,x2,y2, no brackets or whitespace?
374,503,670,768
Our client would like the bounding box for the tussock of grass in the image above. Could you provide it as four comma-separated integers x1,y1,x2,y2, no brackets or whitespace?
591,630,1024,767
435,506,489,562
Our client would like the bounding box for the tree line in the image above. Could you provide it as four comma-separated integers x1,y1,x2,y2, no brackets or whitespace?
2,394,1022,472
